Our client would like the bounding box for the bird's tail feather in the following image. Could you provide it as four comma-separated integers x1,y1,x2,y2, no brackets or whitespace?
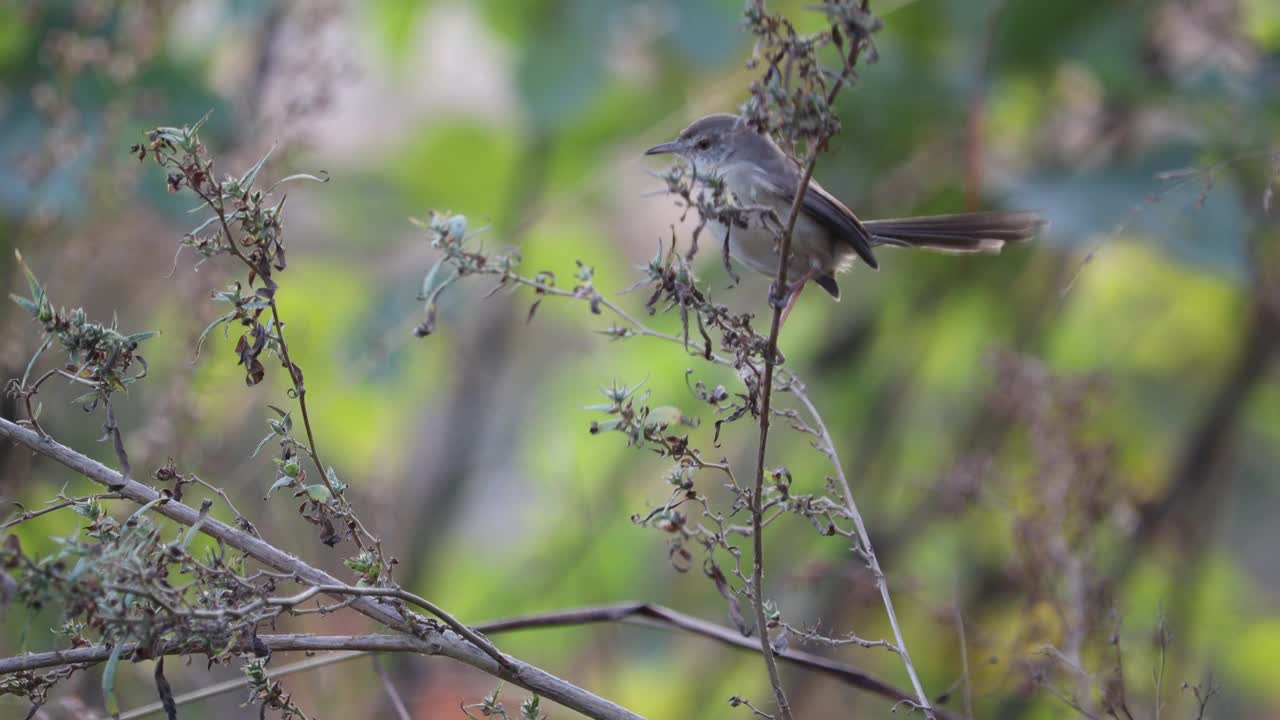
864,210,1045,254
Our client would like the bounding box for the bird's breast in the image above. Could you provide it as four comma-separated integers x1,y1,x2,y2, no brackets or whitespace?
702,164,843,278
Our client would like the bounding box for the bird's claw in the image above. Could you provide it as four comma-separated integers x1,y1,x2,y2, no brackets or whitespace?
768,282,791,311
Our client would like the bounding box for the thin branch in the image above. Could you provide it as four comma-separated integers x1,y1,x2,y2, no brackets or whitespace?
372,655,412,720
953,579,974,720
0,416,642,720
0,604,960,719
266,301,328,488
746,140,820,720
789,383,934,715
196,185,340,509
119,652,363,720
0,491,123,532
260,584,516,674
743,3,936,715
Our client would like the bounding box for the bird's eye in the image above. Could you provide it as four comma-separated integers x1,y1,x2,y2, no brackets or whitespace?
695,138,712,151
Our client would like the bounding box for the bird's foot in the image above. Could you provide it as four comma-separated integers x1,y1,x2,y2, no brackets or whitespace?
767,279,805,311
768,284,789,311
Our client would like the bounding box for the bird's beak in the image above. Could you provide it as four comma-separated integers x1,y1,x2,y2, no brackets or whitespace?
643,141,679,156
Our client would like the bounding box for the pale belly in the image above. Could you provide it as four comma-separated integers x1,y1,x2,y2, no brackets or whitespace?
704,166,851,279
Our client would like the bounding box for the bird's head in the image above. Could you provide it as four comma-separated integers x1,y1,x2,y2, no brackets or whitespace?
644,113,747,170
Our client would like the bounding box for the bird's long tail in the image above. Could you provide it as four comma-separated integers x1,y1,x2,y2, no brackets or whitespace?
863,210,1045,254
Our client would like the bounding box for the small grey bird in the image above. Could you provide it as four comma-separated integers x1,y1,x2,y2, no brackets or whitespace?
645,113,1044,320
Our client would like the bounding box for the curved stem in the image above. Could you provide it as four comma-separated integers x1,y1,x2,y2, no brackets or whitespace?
790,383,933,716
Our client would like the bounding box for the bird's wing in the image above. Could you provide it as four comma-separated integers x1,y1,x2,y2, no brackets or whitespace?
800,179,879,270
754,162,880,270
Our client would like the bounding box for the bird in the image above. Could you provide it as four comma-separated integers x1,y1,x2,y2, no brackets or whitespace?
644,113,1044,322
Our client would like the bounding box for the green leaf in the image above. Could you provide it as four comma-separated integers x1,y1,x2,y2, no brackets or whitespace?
15,248,41,300
19,337,50,389
10,293,37,314
193,313,234,361
187,109,214,138
304,484,332,504
250,430,277,459
103,642,124,716
325,467,347,493
521,695,542,720
188,214,220,238
107,373,129,393
274,457,300,478
266,476,293,499
419,257,447,301
70,390,100,407
239,143,277,191
124,497,167,527
124,330,161,345
266,405,294,433
266,171,330,193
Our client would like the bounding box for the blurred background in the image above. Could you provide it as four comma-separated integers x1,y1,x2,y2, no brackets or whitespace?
2,0,1278,718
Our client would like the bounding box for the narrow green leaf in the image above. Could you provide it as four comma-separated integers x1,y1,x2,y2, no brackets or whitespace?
188,109,213,136
267,171,330,193
107,373,129,393
187,214,219,238
266,475,293,499
193,313,234,362
70,390,100,406
419,257,447,300
15,249,41,301
250,430,277,459
325,466,347,493
124,330,160,344
124,497,166,528
103,642,124,716
521,695,542,720
10,294,36,314
239,143,277,190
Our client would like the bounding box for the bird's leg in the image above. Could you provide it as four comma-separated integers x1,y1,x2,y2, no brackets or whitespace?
779,280,806,326
769,268,818,327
